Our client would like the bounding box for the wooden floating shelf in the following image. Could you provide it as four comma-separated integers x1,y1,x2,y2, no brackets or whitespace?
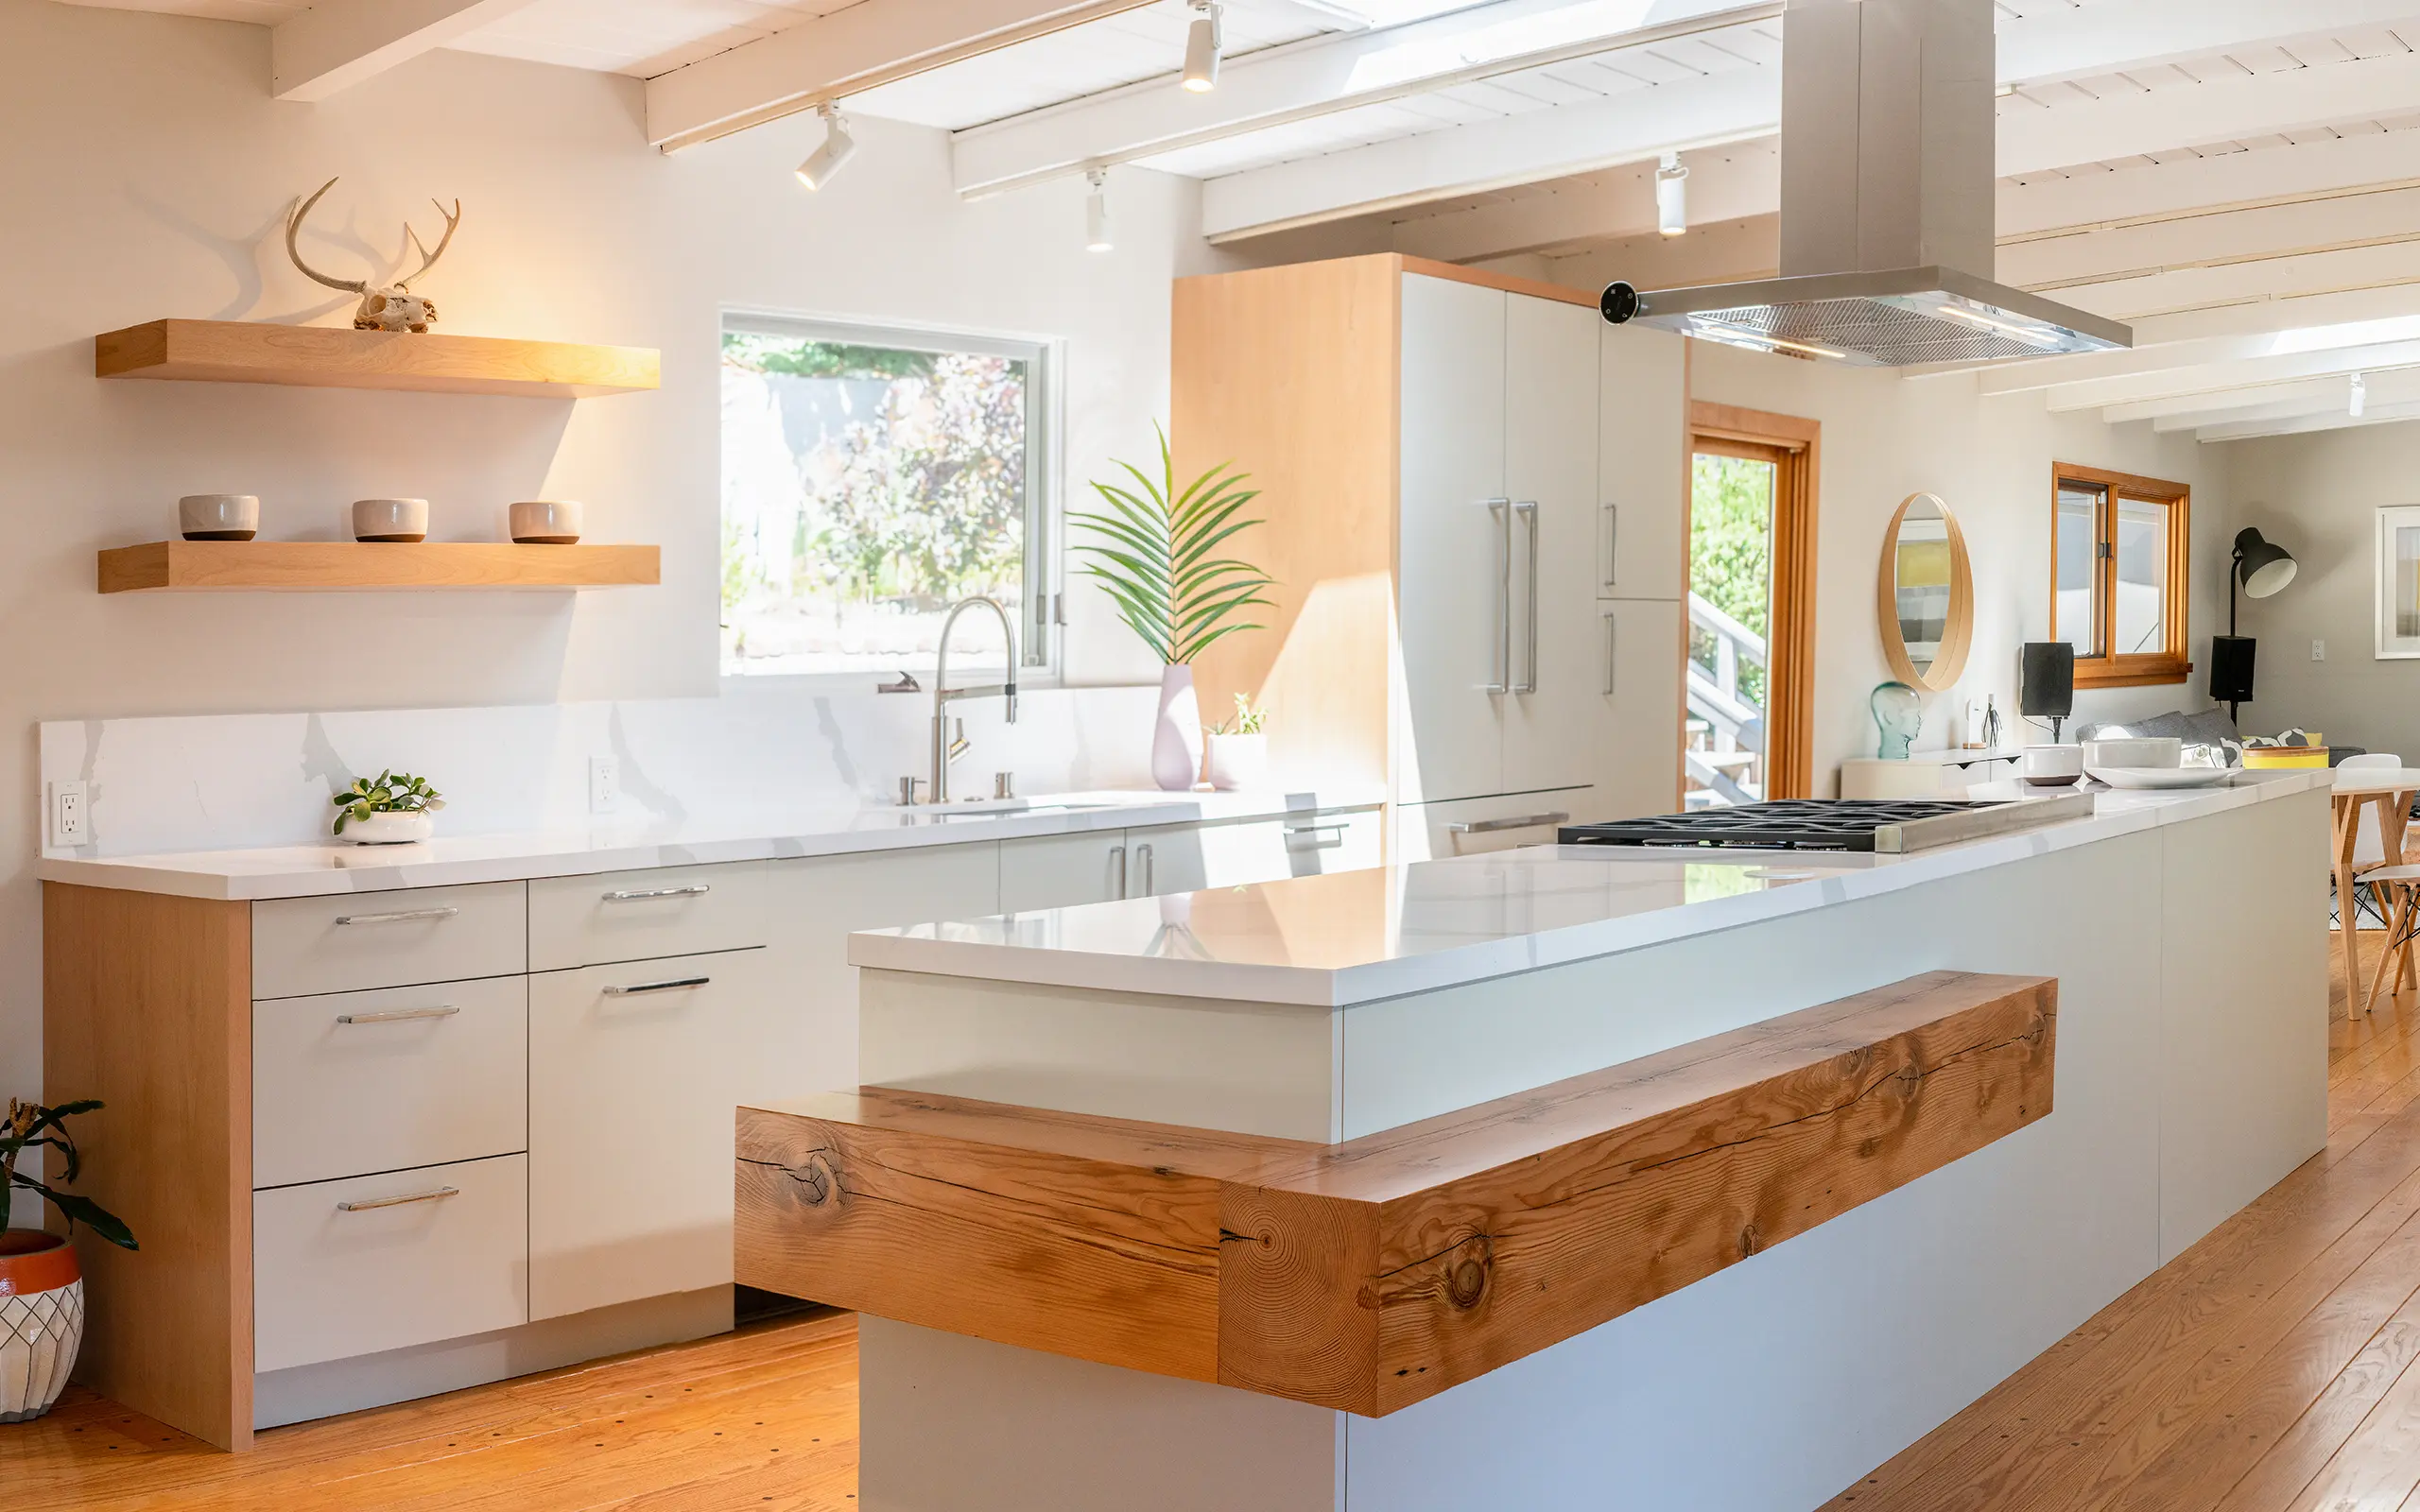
95,319,659,399
98,541,661,593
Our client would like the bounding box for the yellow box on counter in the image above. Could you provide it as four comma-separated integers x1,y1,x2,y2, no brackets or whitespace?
2241,745,2329,769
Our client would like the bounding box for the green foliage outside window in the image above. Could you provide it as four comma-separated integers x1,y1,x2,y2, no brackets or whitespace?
1690,454,1775,713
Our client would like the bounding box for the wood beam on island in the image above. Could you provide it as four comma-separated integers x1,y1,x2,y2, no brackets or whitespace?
736,970,2056,1416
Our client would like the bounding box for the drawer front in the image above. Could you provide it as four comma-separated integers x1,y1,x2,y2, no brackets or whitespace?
253,976,527,1190
999,832,1131,912
1400,789,1593,862
254,1154,527,1373
528,949,763,1321
252,882,527,1001
527,861,769,971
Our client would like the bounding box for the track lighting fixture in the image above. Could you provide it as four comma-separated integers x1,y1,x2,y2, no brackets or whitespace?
1655,152,1688,238
1085,168,1114,252
1183,0,1223,93
795,103,856,191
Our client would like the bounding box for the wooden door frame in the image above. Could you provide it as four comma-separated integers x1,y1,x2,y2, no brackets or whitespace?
1685,399,1820,803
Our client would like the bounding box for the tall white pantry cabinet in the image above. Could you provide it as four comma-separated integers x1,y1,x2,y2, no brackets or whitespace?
1178,255,1686,858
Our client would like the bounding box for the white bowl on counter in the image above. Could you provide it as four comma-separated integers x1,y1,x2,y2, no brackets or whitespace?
2082,737,2182,770
2022,744,2084,787
2084,765,2235,791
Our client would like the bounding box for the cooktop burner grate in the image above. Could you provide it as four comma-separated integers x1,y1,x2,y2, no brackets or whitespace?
1558,799,2008,853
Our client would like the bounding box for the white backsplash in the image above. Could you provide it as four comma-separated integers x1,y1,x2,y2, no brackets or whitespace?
40,680,1161,859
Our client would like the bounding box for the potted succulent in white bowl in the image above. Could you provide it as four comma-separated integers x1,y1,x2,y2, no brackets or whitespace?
333,770,445,844
3,1098,137,1423
1203,695,1270,792
1071,430,1275,791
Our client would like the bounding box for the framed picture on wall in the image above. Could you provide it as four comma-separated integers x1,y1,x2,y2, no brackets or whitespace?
2379,506,2420,659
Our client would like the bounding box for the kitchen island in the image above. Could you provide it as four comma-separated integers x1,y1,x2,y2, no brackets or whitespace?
744,773,2332,1512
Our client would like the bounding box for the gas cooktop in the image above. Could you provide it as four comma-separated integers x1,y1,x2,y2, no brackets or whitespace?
1556,795,2094,854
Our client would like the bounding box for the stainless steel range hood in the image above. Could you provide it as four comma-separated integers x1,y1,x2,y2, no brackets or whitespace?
1599,0,2130,369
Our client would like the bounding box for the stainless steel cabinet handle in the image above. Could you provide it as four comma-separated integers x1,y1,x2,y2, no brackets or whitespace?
1602,502,1618,590
335,1005,458,1025
1446,811,1571,834
1135,843,1154,896
601,884,712,902
337,1185,458,1212
1284,821,1349,835
1111,843,1128,899
333,906,458,927
1286,821,1348,850
1603,611,1618,696
1484,498,1512,695
602,976,711,996
1515,501,1540,694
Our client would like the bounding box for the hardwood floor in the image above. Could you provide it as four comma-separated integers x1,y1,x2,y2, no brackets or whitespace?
2,1309,859,1510
4,937,2413,1511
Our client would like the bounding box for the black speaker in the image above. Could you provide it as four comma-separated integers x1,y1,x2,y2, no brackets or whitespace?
2020,642,2075,720
2210,635,2257,703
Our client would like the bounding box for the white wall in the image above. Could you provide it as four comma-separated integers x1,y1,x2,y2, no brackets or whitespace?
1685,343,2236,790
2218,421,2420,758
0,0,1220,1100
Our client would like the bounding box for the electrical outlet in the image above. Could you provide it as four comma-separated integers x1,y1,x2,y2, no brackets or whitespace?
588,756,620,815
2313,639,2327,662
48,782,88,847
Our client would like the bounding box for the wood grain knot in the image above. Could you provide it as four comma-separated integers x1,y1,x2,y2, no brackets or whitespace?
786,1153,838,1208
1739,1221,1765,1257
1444,1236,1493,1310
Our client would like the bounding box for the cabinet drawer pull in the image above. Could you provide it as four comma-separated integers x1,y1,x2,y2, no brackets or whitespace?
1447,811,1570,834
334,1005,458,1025
336,1185,458,1212
1286,822,1348,850
1284,821,1350,836
1135,843,1153,897
332,906,459,927
600,885,713,902
601,975,711,996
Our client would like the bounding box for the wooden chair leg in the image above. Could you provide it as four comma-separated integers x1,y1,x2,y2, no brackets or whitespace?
2368,888,2414,1014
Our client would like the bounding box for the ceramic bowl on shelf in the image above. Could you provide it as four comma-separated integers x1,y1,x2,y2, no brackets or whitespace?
352,498,428,543
2081,736,2182,770
508,499,583,544
179,493,258,541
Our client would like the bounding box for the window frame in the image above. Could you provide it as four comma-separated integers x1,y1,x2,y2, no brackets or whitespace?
717,309,1064,687
2048,462,2192,689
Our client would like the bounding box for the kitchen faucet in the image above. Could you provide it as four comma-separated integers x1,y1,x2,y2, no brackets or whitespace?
928,595,1018,804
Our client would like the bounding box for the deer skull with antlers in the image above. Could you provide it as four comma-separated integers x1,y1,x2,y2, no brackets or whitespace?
285,178,461,334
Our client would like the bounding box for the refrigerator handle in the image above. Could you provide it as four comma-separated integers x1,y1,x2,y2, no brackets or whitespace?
1484,499,1512,694
1515,501,1540,694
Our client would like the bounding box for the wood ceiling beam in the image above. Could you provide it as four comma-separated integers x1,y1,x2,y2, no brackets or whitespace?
2073,343,2420,417
644,0,1158,153
270,0,542,102
1385,140,1777,264
951,0,1778,198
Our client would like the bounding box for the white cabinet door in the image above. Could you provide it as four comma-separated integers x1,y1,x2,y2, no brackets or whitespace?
762,844,1001,1110
1000,830,1131,911
1597,597,1685,822
528,948,766,1320
1126,829,1209,899
1397,273,1508,804
1397,789,1591,862
1599,324,1688,601
1503,292,1610,797
1191,811,1387,886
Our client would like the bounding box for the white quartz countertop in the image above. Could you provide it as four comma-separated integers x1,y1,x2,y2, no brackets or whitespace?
34,789,1381,902
849,771,2333,1007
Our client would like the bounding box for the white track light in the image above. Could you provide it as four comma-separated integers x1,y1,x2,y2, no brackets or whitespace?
795,104,856,191
1655,153,1688,238
1183,1,1223,92
2353,371,2368,419
1085,168,1114,252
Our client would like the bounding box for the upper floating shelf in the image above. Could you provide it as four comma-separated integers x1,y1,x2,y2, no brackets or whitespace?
98,541,661,593
95,319,660,399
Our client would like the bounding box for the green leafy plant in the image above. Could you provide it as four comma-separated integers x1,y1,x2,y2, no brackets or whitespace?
332,770,445,836
1212,694,1269,736
1069,429,1274,665
3,1098,137,1248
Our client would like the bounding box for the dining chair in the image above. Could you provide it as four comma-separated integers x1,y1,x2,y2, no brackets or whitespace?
2343,753,2414,1008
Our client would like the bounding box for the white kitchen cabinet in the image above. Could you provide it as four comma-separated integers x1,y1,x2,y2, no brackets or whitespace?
1599,323,1689,601
527,860,769,971
1599,597,1686,822
1192,811,1385,886
1000,830,1132,912
762,843,1001,1111
1398,272,1511,805
251,881,525,1001
527,947,769,1320
1401,789,1592,862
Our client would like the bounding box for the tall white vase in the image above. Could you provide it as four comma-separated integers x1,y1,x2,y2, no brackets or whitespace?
1152,663,1204,792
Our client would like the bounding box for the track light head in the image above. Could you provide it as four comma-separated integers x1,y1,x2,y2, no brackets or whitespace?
1655,152,1688,238
1085,168,1113,252
795,104,856,191
1182,1,1222,92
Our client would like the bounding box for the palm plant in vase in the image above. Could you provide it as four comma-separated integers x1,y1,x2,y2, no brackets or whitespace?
1071,430,1275,791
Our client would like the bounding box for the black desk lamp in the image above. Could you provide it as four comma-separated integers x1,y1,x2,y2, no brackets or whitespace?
2214,527,2298,720
2022,642,2074,744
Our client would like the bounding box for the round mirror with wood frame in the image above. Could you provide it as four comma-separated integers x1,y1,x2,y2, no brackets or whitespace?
1876,490,1974,692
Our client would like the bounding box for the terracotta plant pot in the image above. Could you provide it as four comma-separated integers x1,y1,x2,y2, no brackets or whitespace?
0,1230,83,1423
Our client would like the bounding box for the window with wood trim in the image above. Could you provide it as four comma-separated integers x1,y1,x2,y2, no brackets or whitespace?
2051,464,2190,688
